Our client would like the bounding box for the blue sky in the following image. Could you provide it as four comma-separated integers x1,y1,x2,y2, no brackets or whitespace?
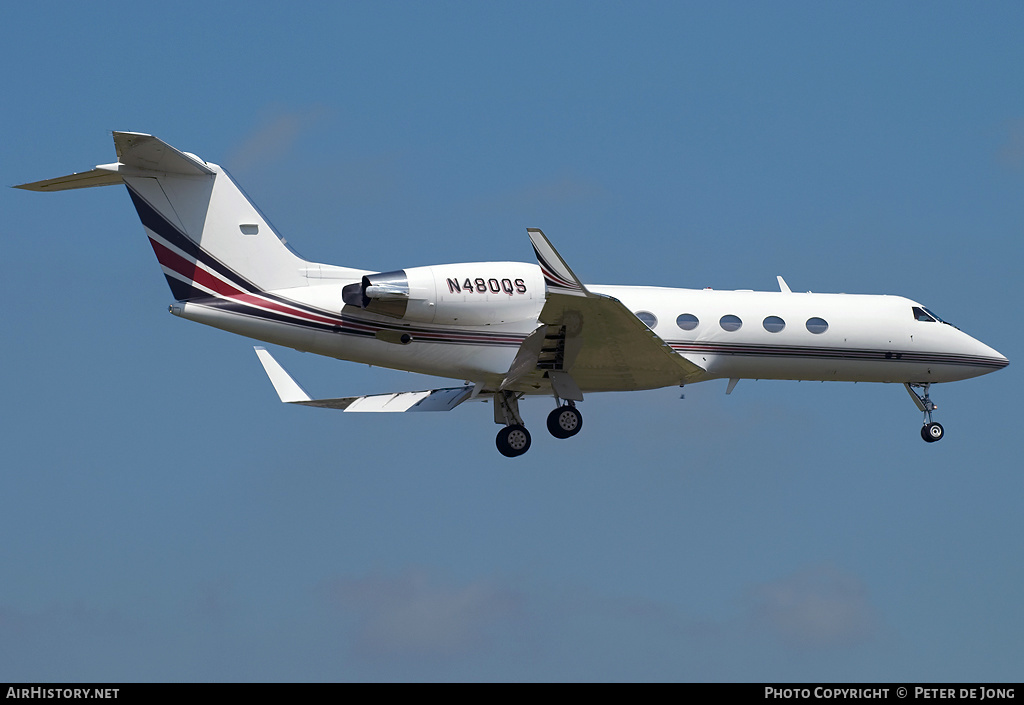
1,2,1021,682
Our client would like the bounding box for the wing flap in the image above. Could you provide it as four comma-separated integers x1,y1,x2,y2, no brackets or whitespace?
540,291,705,391
519,229,706,392
500,323,547,390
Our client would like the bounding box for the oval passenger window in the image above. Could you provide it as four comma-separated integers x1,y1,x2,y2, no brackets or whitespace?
720,314,742,332
806,317,828,334
635,311,658,329
676,313,699,331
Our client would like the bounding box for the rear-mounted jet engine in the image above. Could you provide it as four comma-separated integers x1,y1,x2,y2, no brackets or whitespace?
341,263,544,326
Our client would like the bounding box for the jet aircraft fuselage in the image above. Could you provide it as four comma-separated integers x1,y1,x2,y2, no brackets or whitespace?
16,132,1008,456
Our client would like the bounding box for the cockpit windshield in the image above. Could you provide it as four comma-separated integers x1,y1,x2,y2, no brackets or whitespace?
912,306,957,328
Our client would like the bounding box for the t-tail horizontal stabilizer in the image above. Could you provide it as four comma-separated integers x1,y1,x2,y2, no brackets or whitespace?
253,347,474,412
14,132,215,192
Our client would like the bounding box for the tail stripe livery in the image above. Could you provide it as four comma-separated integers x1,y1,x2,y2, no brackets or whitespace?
527,227,587,296
126,181,526,348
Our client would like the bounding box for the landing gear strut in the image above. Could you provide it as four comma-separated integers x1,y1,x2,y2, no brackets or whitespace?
492,388,587,455
494,390,531,457
905,383,944,443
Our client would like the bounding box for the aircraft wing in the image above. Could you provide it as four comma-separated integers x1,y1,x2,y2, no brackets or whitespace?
521,229,706,392
254,347,475,412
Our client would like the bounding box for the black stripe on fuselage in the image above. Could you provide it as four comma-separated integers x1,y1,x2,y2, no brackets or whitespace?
127,183,326,314
164,274,208,302
192,298,525,347
669,341,1007,370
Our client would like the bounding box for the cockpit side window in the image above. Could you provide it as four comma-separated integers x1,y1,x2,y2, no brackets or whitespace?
913,306,937,322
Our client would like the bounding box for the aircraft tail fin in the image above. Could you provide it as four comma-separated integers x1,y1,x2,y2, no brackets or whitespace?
16,132,312,300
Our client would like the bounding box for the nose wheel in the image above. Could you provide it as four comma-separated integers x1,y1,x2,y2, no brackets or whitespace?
906,383,945,443
921,422,944,443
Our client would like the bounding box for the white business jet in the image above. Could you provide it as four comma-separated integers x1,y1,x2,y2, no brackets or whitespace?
17,133,1008,456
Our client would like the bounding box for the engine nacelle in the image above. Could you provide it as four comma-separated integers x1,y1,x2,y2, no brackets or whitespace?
342,262,545,326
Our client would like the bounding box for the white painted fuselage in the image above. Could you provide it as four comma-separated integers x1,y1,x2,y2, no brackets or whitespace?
590,285,1005,385
17,132,1007,454
171,274,1007,391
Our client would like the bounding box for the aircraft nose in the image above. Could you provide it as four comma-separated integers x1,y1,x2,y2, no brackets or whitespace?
969,335,1009,373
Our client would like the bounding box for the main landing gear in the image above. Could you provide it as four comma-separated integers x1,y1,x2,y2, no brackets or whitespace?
547,403,583,439
494,391,585,457
496,424,532,457
905,383,944,443
494,390,531,457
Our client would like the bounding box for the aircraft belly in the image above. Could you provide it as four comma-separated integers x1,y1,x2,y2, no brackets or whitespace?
317,333,517,381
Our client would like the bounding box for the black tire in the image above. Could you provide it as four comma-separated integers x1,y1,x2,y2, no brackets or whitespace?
547,405,583,439
496,424,532,457
921,422,944,443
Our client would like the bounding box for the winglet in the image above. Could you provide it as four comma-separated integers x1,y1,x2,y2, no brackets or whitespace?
254,346,313,403
527,228,589,297
777,275,792,293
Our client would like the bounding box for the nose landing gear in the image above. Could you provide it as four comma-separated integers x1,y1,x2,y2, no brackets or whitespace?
905,383,944,443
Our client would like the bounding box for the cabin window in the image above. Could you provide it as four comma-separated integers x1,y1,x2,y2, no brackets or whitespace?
635,311,658,329
763,316,786,333
806,317,829,334
676,313,699,331
719,314,742,332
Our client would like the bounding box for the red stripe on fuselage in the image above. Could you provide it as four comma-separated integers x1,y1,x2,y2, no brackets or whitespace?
149,237,200,287
148,236,341,326
149,236,526,344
